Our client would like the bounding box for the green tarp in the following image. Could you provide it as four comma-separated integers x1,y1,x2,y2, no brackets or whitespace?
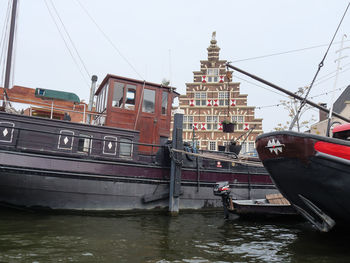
35,88,80,103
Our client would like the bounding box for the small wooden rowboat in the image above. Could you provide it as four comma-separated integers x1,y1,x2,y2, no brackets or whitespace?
229,194,298,217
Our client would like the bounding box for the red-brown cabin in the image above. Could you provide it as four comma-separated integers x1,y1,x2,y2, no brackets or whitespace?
94,75,178,153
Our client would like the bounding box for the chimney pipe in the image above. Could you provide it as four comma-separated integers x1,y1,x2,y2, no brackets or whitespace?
87,75,98,124
319,103,328,122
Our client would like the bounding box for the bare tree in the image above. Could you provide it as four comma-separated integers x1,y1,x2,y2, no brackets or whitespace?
274,86,316,132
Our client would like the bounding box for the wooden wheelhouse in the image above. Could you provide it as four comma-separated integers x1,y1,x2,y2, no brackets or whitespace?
94,75,178,153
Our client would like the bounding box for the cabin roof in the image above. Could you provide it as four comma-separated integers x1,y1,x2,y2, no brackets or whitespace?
96,74,179,96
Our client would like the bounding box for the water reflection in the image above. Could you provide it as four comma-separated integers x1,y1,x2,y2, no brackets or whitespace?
0,209,349,262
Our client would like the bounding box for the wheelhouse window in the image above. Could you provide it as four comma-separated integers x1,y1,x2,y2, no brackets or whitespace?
142,89,155,113
112,82,137,110
112,82,125,108
125,84,136,110
77,134,91,153
161,92,168,115
119,138,133,157
96,84,109,113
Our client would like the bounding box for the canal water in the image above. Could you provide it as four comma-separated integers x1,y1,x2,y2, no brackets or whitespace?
0,209,349,263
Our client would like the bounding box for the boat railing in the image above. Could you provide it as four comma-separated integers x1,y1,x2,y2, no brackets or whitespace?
4,96,105,124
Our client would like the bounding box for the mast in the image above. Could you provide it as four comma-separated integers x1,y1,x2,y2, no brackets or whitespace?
225,63,350,123
4,0,18,93
326,34,349,136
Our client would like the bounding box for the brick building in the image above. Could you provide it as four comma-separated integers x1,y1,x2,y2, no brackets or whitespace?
175,32,263,154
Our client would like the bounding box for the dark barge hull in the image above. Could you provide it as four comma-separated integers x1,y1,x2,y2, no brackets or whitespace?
0,150,275,212
256,131,350,231
0,112,276,212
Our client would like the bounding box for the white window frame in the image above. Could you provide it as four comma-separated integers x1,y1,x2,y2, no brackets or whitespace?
103,136,117,155
58,130,74,150
209,141,216,151
0,122,14,143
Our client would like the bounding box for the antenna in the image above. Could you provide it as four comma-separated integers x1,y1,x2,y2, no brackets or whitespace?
169,49,172,86
326,34,350,136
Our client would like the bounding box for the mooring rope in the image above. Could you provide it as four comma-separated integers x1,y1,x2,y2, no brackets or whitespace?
170,148,264,167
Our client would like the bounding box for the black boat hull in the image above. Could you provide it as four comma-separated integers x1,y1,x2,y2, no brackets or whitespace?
256,131,350,231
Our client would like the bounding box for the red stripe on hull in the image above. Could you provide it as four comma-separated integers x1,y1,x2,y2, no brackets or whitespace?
314,141,350,160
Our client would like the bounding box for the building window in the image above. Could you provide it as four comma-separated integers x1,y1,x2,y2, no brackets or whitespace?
232,116,244,130
248,142,255,153
119,138,133,157
206,116,218,130
183,115,194,130
206,116,212,130
209,141,216,151
142,89,156,113
218,92,229,99
241,142,247,154
194,92,206,106
161,92,168,115
219,92,229,106
207,68,219,83
77,134,91,153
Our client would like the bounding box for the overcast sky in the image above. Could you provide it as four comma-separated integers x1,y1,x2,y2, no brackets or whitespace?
1,0,350,132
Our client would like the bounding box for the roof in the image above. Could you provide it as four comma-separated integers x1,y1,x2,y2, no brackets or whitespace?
96,74,179,96
333,85,350,114
35,88,80,103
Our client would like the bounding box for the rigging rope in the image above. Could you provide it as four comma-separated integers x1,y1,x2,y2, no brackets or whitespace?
48,0,90,79
75,0,144,80
0,0,12,87
255,85,347,110
43,0,90,87
289,2,350,130
170,148,264,167
231,39,350,63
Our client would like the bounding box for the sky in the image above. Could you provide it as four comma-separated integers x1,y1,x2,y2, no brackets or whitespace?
0,0,350,132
